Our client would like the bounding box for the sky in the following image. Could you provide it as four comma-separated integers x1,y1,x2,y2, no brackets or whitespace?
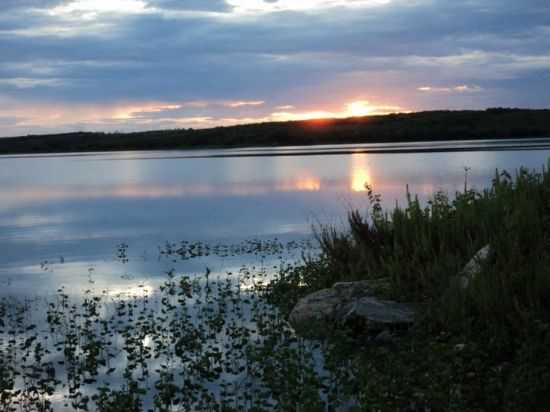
0,0,549,137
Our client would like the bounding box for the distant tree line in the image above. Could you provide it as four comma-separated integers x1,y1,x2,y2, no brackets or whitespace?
1,108,549,155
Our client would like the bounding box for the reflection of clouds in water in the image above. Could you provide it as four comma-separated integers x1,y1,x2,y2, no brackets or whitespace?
0,213,69,228
221,155,272,184
98,281,156,300
3,225,152,243
105,155,144,183
0,244,304,297
261,222,312,236
273,155,344,181
1,147,550,295
0,267,317,411
441,151,500,172
287,176,321,191
0,177,328,211
2,260,162,297
2,150,547,209
357,151,506,198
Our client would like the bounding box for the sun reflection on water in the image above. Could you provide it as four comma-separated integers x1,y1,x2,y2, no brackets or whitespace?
291,176,322,192
350,153,373,192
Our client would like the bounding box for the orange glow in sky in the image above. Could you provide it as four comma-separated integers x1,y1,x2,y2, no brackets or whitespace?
1,97,406,137
271,100,403,123
346,100,373,117
113,103,182,120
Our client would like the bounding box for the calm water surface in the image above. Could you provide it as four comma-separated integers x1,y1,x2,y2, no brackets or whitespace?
2,138,550,296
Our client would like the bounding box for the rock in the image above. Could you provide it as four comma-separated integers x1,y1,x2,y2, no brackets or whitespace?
333,278,391,299
332,280,375,300
289,279,414,337
288,288,343,329
460,244,491,288
339,296,415,327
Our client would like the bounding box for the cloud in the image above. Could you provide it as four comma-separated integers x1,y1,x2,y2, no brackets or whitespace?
112,103,183,119
146,0,232,12
0,0,63,11
49,0,149,17
1,0,549,136
0,96,406,137
0,116,19,127
0,77,67,89
417,85,483,93
225,0,393,14
223,100,265,108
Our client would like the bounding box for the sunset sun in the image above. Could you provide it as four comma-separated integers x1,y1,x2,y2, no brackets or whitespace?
346,101,373,117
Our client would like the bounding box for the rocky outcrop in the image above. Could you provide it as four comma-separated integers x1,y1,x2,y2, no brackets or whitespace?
289,279,414,337
460,245,491,288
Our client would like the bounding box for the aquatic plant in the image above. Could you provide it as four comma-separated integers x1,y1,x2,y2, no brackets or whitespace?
0,264,351,411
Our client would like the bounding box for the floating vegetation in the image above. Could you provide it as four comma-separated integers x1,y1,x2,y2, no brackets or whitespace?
159,238,314,261
0,266,353,412
116,243,129,264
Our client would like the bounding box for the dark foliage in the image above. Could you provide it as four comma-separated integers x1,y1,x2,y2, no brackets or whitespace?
269,164,550,411
1,108,550,155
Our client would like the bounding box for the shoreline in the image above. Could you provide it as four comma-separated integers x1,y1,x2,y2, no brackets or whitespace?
2,108,550,156
1,136,550,160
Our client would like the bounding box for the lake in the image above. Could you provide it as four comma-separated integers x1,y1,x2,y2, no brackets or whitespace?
2,138,550,296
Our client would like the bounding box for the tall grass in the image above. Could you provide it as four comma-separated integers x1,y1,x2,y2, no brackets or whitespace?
271,164,550,350
264,165,550,410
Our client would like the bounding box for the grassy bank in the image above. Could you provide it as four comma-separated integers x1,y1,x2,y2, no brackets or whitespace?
270,164,550,410
1,108,550,155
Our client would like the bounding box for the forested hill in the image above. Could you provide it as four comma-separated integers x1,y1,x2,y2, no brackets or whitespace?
1,108,550,155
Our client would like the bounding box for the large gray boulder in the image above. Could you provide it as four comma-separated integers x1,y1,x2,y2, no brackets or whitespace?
289,279,414,337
